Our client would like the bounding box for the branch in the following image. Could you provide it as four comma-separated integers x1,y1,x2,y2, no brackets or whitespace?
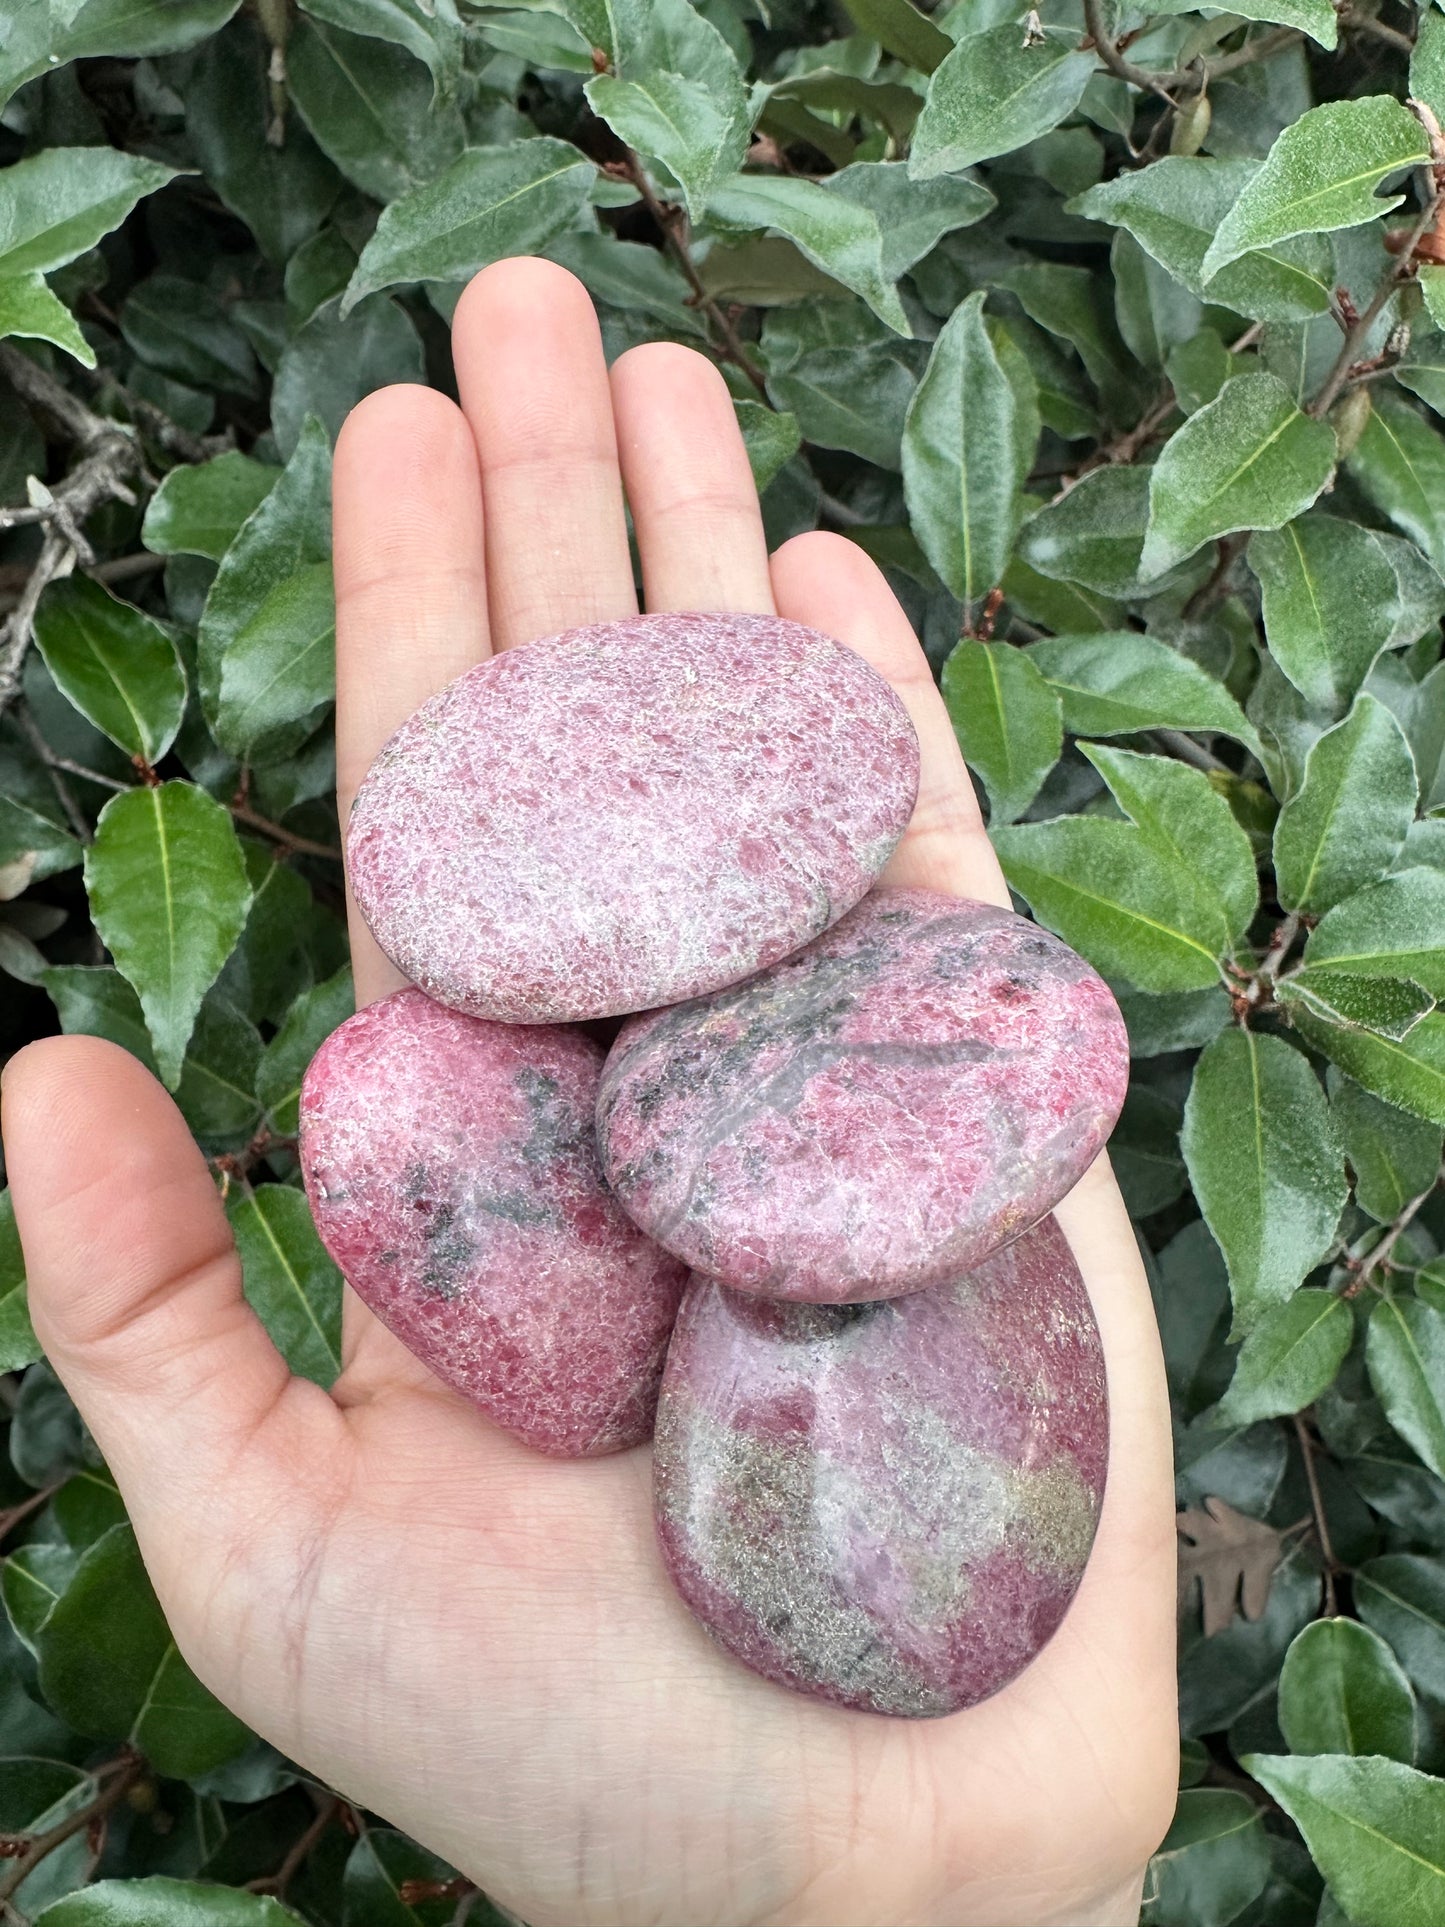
246,1795,340,1898
1292,1412,1339,1614
1082,0,1177,104
1340,8,1415,53
0,1755,144,1903
1342,1166,1444,1295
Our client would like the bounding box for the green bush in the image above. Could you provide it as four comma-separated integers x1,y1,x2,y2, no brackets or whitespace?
0,0,1444,1920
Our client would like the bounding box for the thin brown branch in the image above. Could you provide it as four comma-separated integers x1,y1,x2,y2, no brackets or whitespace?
1344,1166,1445,1295
12,705,90,844
77,369,232,466
246,1794,340,1898
0,1755,143,1903
1082,0,1178,102
1311,167,1442,418
230,802,341,862
1151,728,1227,772
1182,530,1248,617
1199,26,1303,78
1341,8,1415,52
0,1481,63,1545
1293,1412,1338,1614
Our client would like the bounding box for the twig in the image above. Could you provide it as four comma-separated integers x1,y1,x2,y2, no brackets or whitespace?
1182,530,1248,617
78,370,231,466
1342,1167,1444,1295
0,1481,63,1545
1311,164,1442,418
1082,0,1178,102
1151,728,1227,772
0,1755,144,1903
1340,8,1415,52
246,1794,339,1898
230,802,341,862
1292,1412,1338,1614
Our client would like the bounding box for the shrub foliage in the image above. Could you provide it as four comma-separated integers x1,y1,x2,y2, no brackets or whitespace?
1,0,1445,1920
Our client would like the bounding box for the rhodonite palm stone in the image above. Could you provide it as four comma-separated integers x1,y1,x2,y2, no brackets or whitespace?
654,1216,1107,1716
299,989,687,1455
345,612,920,1023
597,889,1128,1301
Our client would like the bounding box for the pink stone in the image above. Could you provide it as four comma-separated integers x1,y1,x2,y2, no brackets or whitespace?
597,889,1129,1302
345,613,919,1024
299,989,687,1455
654,1217,1108,1716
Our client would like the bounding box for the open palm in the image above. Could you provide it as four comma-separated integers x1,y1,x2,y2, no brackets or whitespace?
2,259,1178,1927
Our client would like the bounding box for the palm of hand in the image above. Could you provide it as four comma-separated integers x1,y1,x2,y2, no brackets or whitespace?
2,261,1177,1927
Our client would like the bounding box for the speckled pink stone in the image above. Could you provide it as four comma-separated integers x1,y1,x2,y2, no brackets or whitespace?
299,989,687,1456
654,1216,1107,1716
345,613,920,1024
597,889,1128,1302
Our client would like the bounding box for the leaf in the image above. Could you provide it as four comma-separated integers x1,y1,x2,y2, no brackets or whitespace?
546,230,706,338
1297,1009,1445,1129
734,402,801,494
1015,466,1167,600
1346,392,1445,576
1069,159,1335,322
297,0,462,86
1180,1028,1347,1327
1243,1753,1445,1927
941,639,1061,827
1179,1539,1320,1739
909,25,1096,180
999,262,1133,415
1248,516,1403,715
1367,1296,1445,1483
35,1878,301,1924
0,147,180,279
1306,872,1445,1001
121,274,258,395
1217,1290,1353,1425
822,162,993,282
4,1542,80,1654
83,784,253,1090
1333,1076,1443,1223
1273,695,1418,915
1112,230,1202,374
837,0,951,72
272,293,424,460
142,452,281,563
1201,97,1431,282
1142,1789,1271,1927
1278,1618,1417,1762
1139,374,1336,581
198,416,333,752
1177,1497,1285,1636
341,1828,468,1926
34,577,186,766
227,1186,342,1389
901,292,1017,618
0,1191,40,1375
1277,967,1435,1040
0,271,94,367
1027,632,1260,750
343,141,596,313
34,1524,251,1778
769,342,916,471
286,16,464,204
1356,1555,1445,1701
256,966,353,1136
703,176,908,335
0,0,242,112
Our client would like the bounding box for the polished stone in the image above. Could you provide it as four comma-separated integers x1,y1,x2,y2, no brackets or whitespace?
653,1216,1108,1716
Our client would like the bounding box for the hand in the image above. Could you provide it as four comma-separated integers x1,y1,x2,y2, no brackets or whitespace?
1,259,1178,1927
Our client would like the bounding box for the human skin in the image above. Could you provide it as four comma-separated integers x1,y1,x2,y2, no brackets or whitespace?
1,258,1179,1927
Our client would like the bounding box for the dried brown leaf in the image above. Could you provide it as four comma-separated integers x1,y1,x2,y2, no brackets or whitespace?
1177,1495,1284,1636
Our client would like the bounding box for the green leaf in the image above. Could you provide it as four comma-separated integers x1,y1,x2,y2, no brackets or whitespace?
227,1186,342,1389
199,417,333,752
1248,517,1403,715
942,639,1061,827
1112,230,1203,374
1297,1009,1445,1129
1201,97,1431,282
901,292,1017,618
121,274,258,395
909,25,1096,179
298,0,461,86
1142,1790,1270,1927
1069,159,1335,323
255,965,353,1136
1368,1295,1445,1483
83,784,253,1091
1139,373,1335,581
823,162,993,282
1333,1076,1443,1223
734,401,801,494
546,230,706,337
0,272,94,367
838,0,951,72
999,262,1133,416
1277,967,1434,1040
769,341,915,471
1166,333,1235,417
341,1828,467,1926
34,577,186,766
286,16,464,204
0,0,242,113
1273,695,1418,916
0,1191,40,1375
1307,870,1445,1000
0,147,180,280
4,1542,80,1654
703,175,908,335
142,452,281,564
1180,1028,1347,1328
1217,1289,1353,1425
1027,632,1259,750
1243,1752,1445,1927
1278,1618,1417,1762
1356,1555,1445,1701
343,141,596,313
1150,0,1337,41
1347,392,1445,577
1015,466,1167,600
272,293,424,461
34,1524,251,1778
35,1878,300,1924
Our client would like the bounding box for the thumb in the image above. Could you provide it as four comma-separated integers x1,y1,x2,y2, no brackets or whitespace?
0,1036,337,1572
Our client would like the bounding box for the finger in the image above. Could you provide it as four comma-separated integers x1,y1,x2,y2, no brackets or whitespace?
334,382,490,1008
771,532,1008,908
0,1038,342,1582
452,258,637,651
610,343,773,614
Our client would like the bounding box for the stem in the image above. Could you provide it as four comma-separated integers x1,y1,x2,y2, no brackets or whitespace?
12,705,90,844
1151,728,1226,772
0,1482,63,1545
1345,1167,1444,1294
0,1756,143,1904
1082,0,1178,101
1311,175,1441,418
246,1795,339,1898
1182,530,1248,617
1293,1412,1338,1615
230,802,341,862
1340,8,1415,52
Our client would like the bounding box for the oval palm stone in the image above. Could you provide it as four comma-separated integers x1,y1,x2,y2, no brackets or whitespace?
598,889,1128,1301
654,1216,1108,1716
300,989,687,1456
346,612,919,1023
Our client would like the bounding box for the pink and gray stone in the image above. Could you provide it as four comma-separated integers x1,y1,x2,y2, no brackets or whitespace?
654,1216,1108,1716
345,612,920,1024
597,890,1129,1302
299,989,687,1456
